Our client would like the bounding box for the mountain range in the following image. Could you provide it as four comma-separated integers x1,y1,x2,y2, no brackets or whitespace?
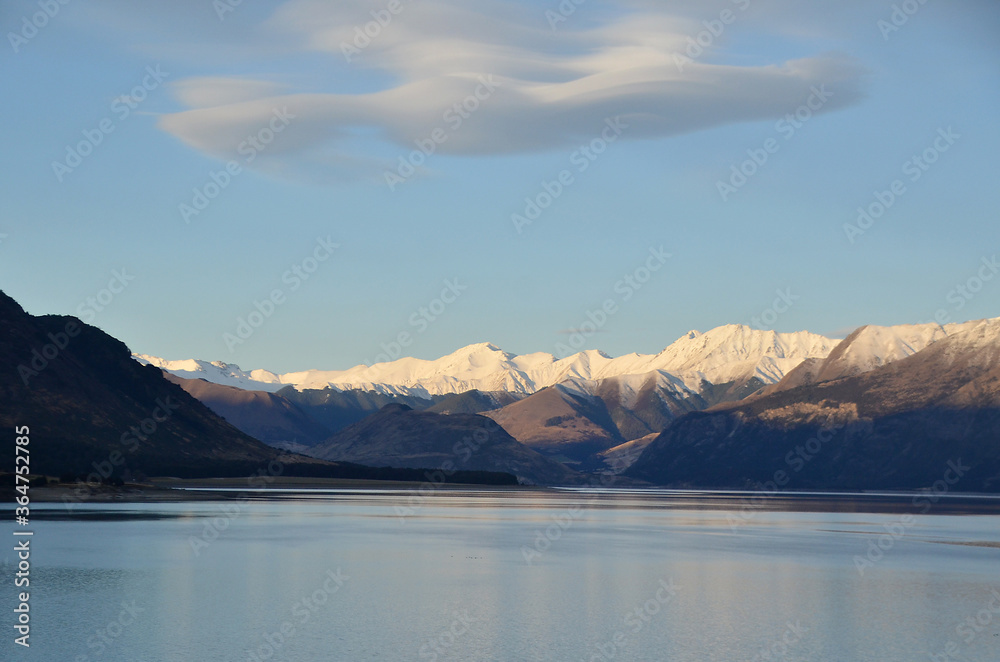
142,320,990,471
136,325,839,397
0,291,519,485
5,285,997,491
628,319,1000,491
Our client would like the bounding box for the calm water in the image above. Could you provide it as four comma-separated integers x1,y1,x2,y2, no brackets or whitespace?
3,489,999,661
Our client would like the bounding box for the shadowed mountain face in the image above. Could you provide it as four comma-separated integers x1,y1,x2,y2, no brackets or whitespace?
306,404,580,485
426,389,521,415
627,319,1000,492
0,291,514,484
165,374,333,450
165,378,524,456
0,291,301,478
483,374,717,470
275,386,441,433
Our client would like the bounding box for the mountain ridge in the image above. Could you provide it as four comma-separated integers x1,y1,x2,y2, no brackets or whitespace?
134,323,843,398
626,317,1000,490
137,317,998,473
306,404,580,485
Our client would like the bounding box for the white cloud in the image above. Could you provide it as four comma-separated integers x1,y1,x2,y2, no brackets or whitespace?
152,0,868,180
170,78,289,109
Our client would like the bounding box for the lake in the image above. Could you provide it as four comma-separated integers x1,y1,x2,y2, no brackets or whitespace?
3,488,999,661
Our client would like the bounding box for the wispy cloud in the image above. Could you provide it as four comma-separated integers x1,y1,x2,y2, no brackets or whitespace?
147,0,868,181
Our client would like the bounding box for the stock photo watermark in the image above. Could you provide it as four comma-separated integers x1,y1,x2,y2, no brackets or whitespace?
748,288,799,330
72,600,146,662
222,236,339,352
62,397,180,510
243,568,349,662
673,0,752,71
727,421,847,530
843,126,959,243
854,458,969,575
417,609,478,661
749,620,809,662
922,254,999,326
366,278,468,366
17,269,136,387
878,0,932,41
545,0,587,31
341,0,413,61
395,419,500,521
520,504,586,565
8,0,72,53
52,65,169,182
555,245,670,358
717,84,833,201
384,75,501,191
188,459,286,556
928,587,1000,662
179,107,295,223
75,268,135,323
581,578,679,661
512,117,628,234
213,0,245,21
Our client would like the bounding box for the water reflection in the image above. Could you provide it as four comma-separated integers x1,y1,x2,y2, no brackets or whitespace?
2,490,997,661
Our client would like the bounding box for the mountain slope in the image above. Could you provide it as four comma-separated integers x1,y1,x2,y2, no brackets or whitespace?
0,291,523,485
482,385,624,467
306,404,579,485
275,386,440,434
425,389,521,415
0,291,327,478
756,320,985,400
598,433,660,474
483,371,710,468
627,318,1000,491
165,374,332,450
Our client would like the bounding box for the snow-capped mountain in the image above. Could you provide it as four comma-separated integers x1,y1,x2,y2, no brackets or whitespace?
134,318,996,400
762,319,990,394
135,325,837,398
812,319,982,383
629,316,1000,491
133,316,1000,475
134,356,287,391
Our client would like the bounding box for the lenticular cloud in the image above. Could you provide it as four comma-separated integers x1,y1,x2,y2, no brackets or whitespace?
156,0,868,181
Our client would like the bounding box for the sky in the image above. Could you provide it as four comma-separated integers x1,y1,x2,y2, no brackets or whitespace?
1,0,998,373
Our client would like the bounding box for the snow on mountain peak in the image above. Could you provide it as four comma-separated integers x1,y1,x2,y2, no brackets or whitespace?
647,325,837,385
134,324,842,397
450,341,503,354
137,318,999,399
934,316,1000,365
815,320,982,381
440,341,511,364
133,354,285,391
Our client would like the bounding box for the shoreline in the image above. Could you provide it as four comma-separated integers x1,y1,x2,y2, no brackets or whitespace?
4,478,1000,515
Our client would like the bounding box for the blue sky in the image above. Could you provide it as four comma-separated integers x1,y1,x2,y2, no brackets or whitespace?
2,0,998,372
